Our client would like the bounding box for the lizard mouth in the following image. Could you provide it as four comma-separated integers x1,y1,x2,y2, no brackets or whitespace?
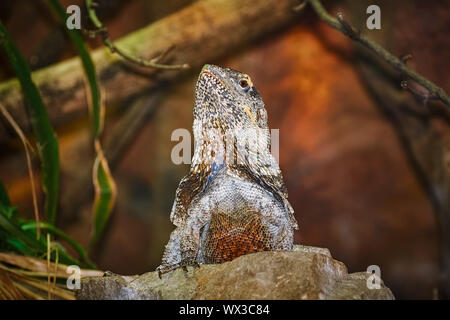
199,69,229,94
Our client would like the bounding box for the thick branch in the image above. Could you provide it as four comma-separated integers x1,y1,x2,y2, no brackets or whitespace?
0,0,300,140
308,0,450,107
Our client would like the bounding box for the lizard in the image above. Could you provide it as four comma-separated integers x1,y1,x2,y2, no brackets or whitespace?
157,64,298,275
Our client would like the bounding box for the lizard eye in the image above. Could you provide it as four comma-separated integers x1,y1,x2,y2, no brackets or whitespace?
239,79,250,92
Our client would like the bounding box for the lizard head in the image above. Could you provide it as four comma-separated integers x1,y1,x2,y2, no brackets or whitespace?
194,64,268,131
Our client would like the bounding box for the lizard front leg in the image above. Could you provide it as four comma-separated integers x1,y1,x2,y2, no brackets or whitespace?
177,201,213,269
179,225,202,270
157,214,208,277
157,225,201,278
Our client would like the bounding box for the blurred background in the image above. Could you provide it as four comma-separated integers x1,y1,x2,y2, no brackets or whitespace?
0,0,449,299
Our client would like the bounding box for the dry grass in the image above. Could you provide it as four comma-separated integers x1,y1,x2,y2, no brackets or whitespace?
0,253,103,300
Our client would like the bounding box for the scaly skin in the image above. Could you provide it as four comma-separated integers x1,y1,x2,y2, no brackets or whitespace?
157,65,298,275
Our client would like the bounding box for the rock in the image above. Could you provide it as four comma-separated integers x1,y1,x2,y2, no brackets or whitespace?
326,272,395,300
76,245,394,300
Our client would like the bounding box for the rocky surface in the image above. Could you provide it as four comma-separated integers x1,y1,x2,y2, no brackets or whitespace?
76,245,395,300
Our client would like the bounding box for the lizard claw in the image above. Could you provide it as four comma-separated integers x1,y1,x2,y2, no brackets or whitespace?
181,259,200,269
103,270,116,277
179,259,200,275
156,266,176,278
157,260,200,278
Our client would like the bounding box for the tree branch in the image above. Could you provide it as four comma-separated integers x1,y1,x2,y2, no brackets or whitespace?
84,0,189,70
307,0,450,107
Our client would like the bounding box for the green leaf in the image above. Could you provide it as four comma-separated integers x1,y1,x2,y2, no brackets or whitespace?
0,183,82,266
0,209,47,255
0,181,16,219
22,222,96,269
91,156,116,245
47,0,102,138
0,22,60,225
47,0,116,246
6,237,36,256
86,0,104,29
0,209,82,266
0,180,11,208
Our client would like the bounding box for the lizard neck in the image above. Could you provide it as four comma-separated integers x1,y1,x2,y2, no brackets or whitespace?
191,116,273,177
